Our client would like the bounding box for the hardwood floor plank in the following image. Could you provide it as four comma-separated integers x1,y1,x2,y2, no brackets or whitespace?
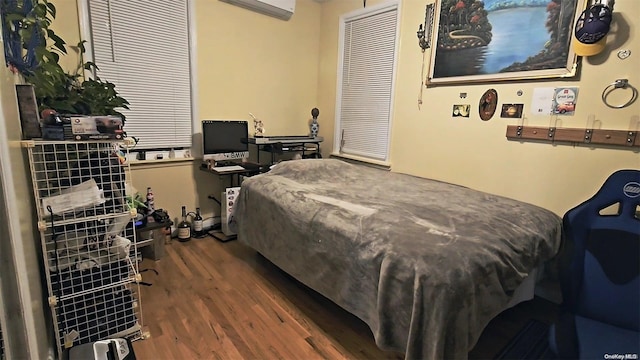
197,291,257,359
132,236,558,359
166,244,195,280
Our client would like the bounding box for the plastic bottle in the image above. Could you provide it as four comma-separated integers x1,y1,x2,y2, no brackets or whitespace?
193,207,204,237
146,187,155,215
177,206,191,242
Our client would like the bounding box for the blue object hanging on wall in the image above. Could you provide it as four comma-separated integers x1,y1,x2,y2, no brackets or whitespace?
1,0,41,74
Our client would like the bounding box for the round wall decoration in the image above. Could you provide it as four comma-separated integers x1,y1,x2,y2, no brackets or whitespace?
479,89,498,121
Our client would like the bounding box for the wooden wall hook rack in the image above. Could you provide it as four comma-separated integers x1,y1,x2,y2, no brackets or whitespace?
506,125,640,148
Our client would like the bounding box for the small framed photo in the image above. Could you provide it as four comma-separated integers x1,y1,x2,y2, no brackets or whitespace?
500,104,524,119
452,104,470,118
15,84,42,139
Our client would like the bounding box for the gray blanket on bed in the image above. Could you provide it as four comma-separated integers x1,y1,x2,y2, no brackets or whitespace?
235,159,562,359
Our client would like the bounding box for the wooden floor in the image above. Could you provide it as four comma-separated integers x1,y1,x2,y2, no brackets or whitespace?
131,236,559,359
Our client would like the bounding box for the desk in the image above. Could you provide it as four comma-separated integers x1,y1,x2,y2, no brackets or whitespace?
200,161,268,194
208,166,249,188
249,136,323,164
201,162,267,242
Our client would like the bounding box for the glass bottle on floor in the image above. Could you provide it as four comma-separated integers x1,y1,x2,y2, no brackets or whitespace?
193,207,204,237
177,206,191,242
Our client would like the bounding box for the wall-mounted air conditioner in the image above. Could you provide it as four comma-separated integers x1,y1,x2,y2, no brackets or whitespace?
220,0,295,20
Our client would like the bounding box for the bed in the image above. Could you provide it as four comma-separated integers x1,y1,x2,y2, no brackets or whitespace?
234,159,562,359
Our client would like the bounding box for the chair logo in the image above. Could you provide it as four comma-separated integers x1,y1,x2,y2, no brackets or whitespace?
623,182,640,198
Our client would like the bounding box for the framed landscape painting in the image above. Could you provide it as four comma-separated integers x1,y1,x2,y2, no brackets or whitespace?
426,0,586,86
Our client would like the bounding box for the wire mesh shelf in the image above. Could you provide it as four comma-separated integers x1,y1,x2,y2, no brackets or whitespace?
25,141,129,222
54,286,142,350
25,140,142,357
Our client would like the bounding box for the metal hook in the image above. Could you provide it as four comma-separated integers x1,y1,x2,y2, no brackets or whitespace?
614,79,629,89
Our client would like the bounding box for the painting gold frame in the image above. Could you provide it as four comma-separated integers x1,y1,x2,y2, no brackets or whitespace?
426,0,587,86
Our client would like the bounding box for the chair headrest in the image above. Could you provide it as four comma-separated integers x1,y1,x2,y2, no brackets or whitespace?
564,169,640,234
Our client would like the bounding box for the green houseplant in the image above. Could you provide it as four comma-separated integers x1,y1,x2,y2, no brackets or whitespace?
2,0,129,120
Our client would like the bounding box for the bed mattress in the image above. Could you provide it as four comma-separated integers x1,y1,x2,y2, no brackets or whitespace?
235,159,562,359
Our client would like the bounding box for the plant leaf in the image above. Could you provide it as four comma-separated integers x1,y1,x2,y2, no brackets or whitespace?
46,2,57,18
46,30,67,53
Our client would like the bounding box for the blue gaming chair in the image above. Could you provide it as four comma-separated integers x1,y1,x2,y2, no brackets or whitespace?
549,169,640,359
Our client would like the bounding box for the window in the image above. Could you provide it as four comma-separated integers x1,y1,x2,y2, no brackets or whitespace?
334,1,399,164
78,0,194,150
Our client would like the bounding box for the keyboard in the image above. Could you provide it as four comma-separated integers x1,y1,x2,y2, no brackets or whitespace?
252,136,323,145
212,165,244,172
265,135,311,140
215,160,241,167
240,162,261,170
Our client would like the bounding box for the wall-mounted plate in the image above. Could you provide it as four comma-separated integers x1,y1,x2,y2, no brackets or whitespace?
479,89,498,121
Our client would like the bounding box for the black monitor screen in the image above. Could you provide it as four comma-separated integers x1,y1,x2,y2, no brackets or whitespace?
202,120,249,155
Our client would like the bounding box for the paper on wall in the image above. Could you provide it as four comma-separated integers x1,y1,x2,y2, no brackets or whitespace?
530,87,555,115
552,87,579,116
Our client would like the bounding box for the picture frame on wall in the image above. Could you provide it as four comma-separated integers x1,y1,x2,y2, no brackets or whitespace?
426,0,586,86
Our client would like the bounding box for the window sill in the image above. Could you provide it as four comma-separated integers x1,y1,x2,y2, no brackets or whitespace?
329,153,391,170
128,157,195,169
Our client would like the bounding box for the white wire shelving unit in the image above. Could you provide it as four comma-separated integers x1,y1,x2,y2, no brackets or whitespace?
22,140,145,359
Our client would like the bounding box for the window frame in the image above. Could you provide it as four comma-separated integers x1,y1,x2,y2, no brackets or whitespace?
332,0,400,166
76,0,199,155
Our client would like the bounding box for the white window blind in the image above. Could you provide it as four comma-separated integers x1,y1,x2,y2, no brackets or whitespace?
84,0,193,149
335,3,398,162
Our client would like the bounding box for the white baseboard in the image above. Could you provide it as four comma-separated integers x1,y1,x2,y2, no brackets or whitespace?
203,217,220,230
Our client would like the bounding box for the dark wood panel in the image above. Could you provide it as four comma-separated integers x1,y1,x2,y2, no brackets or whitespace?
506,125,639,148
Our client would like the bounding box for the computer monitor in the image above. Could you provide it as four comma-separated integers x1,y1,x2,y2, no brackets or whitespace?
202,120,249,161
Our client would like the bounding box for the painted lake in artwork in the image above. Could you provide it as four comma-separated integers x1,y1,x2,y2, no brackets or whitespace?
434,6,550,77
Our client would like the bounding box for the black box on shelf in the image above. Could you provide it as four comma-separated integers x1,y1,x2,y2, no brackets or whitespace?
42,124,73,140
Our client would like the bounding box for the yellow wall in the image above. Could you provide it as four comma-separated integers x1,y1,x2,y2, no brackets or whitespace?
197,0,322,135
44,0,640,220
317,0,639,215
130,162,222,227
187,0,323,221
52,0,323,222
1,0,636,355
